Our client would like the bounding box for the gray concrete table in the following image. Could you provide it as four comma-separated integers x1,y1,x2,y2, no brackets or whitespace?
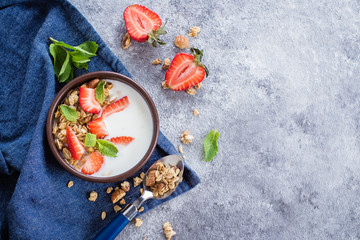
70,0,360,239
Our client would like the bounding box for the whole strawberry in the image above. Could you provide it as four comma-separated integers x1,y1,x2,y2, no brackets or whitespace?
124,4,167,47
165,48,209,91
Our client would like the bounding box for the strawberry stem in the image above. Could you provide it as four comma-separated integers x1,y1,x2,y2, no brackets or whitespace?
190,48,209,77
147,22,167,47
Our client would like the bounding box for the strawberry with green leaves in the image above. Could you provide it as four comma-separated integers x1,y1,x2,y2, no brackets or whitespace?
124,4,167,47
165,48,209,91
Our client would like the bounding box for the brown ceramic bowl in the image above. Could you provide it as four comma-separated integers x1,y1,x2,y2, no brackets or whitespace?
46,71,159,183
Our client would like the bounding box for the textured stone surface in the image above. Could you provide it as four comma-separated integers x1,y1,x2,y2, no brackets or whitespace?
70,0,360,239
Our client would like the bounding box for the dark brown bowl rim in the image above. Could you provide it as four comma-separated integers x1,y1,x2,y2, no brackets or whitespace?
46,71,159,183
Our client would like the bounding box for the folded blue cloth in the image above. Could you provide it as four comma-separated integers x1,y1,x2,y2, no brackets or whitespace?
0,0,200,239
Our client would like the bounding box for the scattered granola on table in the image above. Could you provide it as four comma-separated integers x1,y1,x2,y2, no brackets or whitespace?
161,81,169,89
163,222,176,240
188,26,201,37
111,189,126,203
178,145,183,154
140,172,145,179
121,32,131,49
106,187,113,194
121,181,130,192
134,218,143,227
152,58,163,65
181,130,194,144
67,181,74,188
193,109,199,116
174,35,189,49
133,176,143,187
88,191,98,202
119,198,126,205
162,58,170,69
194,82,202,89
114,205,121,213
101,211,106,220
138,206,144,213
186,87,196,95
145,162,181,197
140,188,144,194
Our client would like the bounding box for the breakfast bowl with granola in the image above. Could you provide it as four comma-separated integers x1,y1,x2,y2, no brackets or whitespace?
46,71,159,183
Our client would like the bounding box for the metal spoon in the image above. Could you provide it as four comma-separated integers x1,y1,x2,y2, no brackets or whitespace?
94,155,184,240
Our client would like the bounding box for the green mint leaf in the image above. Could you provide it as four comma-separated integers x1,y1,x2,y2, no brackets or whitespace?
73,61,88,70
49,44,67,78
77,41,99,55
96,139,118,157
95,80,105,104
49,37,99,82
203,129,219,162
50,37,98,58
84,133,97,147
58,51,73,82
59,105,79,122
70,51,91,63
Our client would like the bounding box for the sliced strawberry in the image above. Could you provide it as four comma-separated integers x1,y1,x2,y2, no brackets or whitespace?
102,96,129,118
109,136,134,145
124,4,166,47
79,87,102,114
88,117,108,139
81,152,104,175
165,48,209,91
66,126,85,160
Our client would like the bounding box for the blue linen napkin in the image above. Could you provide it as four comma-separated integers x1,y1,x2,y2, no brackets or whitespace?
0,0,200,239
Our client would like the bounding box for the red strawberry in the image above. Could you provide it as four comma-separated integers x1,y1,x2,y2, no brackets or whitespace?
66,126,85,160
79,87,102,114
88,117,108,138
165,48,209,91
102,96,129,118
109,136,134,145
124,4,167,47
81,152,104,175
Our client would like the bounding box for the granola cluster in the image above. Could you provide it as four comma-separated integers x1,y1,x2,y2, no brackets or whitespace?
185,82,202,95
188,26,201,37
174,35,189,49
121,33,131,49
162,58,171,70
52,79,113,169
180,130,194,144
145,162,181,198
152,58,163,65
163,222,176,240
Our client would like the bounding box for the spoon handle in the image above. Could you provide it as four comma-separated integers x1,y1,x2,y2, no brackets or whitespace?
93,213,129,240
93,203,139,240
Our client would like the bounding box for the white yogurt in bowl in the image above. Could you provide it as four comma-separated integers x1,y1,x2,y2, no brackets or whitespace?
48,71,159,183
93,80,153,177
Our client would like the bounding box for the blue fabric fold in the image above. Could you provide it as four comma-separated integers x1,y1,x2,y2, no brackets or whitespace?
0,0,200,239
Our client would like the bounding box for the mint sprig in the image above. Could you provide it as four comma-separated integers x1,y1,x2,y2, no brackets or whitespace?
96,139,118,157
203,129,219,162
49,37,98,83
95,80,105,104
84,133,97,147
59,105,79,122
